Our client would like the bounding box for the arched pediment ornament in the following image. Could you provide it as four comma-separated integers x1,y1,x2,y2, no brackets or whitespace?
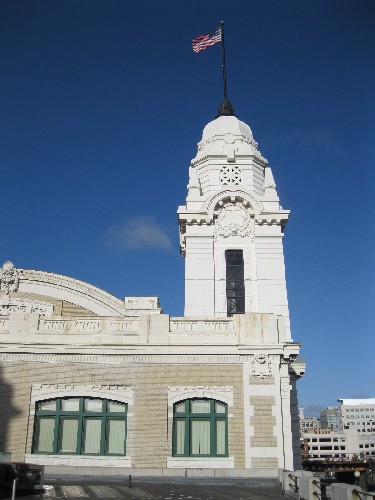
0,261,19,294
8,267,126,316
203,189,263,219
214,202,255,241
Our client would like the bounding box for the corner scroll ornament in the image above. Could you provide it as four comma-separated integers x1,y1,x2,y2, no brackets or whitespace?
214,203,255,241
251,353,272,379
0,261,19,294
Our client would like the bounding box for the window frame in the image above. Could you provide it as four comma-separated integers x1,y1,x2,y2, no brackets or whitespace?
225,249,245,316
172,398,228,458
32,397,127,457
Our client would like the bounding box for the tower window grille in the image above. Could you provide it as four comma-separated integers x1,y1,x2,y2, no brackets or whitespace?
225,250,245,316
220,165,241,185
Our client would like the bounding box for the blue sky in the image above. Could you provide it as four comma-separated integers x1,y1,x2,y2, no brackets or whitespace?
1,0,374,417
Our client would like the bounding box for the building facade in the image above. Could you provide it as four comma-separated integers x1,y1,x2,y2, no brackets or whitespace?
340,399,375,433
0,109,305,476
300,416,320,434
303,430,346,460
320,407,342,432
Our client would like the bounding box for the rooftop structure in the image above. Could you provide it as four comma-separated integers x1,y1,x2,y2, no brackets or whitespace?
0,104,305,476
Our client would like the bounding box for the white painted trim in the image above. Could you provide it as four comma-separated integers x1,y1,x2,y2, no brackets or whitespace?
30,384,134,407
167,386,233,420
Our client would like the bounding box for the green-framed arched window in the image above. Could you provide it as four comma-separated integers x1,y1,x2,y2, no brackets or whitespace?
32,397,127,456
173,398,228,457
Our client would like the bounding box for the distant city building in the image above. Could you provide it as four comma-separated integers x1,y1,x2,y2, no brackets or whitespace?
320,406,342,432
345,426,375,458
303,430,346,460
339,398,375,432
300,416,320,434
302,399,375,461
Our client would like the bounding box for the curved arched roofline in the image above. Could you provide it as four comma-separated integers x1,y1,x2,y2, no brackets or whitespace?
203,189,263,219
17,268,125,317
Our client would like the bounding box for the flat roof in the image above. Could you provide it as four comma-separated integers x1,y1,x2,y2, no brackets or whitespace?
338,398,375,405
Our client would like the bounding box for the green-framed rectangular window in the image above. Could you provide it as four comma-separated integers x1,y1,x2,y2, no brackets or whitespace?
172,398,228,457
32,397,127,457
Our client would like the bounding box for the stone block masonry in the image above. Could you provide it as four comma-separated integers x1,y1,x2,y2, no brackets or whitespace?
0,358,244,467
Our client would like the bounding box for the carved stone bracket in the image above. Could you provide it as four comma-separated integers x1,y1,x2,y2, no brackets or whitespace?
251,353,272,379
0,261,19,294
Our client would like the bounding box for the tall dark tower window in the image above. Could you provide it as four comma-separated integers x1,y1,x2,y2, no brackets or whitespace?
225,250,245,316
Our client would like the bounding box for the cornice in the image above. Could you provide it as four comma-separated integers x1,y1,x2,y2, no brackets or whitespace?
0,352,293,365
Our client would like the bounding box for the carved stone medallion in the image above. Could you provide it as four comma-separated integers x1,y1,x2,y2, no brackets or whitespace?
251,353,272,379
0,261,19,294
214,203,254,240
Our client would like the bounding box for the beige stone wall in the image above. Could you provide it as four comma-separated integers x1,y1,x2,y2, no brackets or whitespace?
250,395,277,448
0,358,244,467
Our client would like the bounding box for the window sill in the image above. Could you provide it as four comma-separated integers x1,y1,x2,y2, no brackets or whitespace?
167,457,234,468
25,454,132,468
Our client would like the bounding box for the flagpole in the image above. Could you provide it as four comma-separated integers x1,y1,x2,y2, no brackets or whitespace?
217,20,234,117
221,20,227,99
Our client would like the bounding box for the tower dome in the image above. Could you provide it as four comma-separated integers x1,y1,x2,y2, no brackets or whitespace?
195,115,259,162
201,115,254,143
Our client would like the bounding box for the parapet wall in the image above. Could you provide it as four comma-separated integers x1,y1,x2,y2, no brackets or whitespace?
0,312,292,349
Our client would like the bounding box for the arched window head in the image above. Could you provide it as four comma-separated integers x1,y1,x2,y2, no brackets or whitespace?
173,398,228,457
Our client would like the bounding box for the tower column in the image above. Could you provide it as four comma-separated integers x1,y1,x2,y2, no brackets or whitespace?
184,232,215,317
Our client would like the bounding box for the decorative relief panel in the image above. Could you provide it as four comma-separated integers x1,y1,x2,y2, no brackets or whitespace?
0,261,19,294
41,320,68,332
0,298,53,317
38,319,139,334
170,319,233,333
74,320,102,332
220,165,241,185
214,203,255,240
251,353,272,379
110,320,139,332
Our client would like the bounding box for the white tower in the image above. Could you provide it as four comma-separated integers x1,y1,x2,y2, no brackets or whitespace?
178,112,292,338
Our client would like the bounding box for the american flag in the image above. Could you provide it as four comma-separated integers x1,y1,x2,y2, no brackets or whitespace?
192,27,221,53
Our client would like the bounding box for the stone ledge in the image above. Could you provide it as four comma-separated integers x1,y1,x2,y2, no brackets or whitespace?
25,454,132,468
166,457,234,469
42,465,280,478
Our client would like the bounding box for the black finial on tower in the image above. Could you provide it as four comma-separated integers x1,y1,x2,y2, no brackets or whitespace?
217,96,235,117
216,21,235,118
